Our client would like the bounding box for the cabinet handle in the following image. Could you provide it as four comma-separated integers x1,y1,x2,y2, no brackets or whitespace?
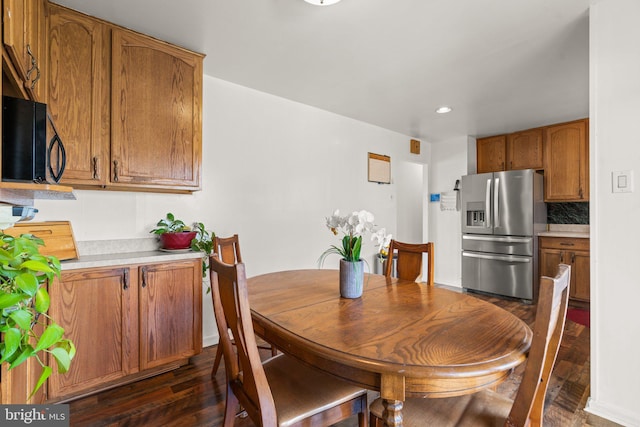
113,160,119,182
92,157,99,179
560,242,575,247
560,252,564,263
571,253,575,264
122,269,129,290
579,187,583,199
141,267,148,288
25,45,41,89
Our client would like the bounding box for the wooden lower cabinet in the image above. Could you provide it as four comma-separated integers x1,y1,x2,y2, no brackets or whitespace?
1,322,47,404
48,267,137,399
45,259,202,401
539,236,590,304
139,261,202,370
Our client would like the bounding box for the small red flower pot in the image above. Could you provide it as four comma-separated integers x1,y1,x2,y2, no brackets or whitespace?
159,231,197,250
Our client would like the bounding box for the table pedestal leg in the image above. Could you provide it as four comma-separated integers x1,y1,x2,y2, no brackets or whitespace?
382,399,403,427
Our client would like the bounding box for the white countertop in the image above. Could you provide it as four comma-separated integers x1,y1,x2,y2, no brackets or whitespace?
60,237,205,270
538,224,590,239
61,250,205,270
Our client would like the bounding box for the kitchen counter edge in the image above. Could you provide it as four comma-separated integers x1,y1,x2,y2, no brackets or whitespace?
61,250,205,271
538,231,590,239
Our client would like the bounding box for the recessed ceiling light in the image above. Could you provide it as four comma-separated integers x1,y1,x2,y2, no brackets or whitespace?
435,106,452,114
304,0,342,5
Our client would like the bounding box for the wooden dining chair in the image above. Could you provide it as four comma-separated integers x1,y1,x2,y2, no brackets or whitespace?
210,255,368,427
370,263,571,427
385,239,434,285
211,234,277,379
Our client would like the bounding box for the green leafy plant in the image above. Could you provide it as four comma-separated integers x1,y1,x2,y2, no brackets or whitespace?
0,233,76,398
190,222,215,278
149,213,191,234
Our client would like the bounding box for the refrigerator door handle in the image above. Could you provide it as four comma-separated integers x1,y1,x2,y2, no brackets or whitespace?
485,178,492,228
494,177,500,228
462,235,531,244
462,252,531,263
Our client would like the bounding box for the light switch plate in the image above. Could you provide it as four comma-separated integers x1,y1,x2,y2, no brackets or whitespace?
612,170,634,193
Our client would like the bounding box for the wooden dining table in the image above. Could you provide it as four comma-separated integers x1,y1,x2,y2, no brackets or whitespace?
247,269,533,427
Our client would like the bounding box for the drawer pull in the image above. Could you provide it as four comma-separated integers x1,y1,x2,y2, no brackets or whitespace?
560,242,575,246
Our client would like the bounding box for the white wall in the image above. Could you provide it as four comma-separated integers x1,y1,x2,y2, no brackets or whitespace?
428,136,468,287
587,0,640,424
395,161,425,243
34,75,428,344
36,76,426,273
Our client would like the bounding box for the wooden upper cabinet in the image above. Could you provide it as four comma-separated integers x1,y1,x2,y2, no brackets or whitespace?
476,135,506,173
543,119,589,201
3,0,47,100
44,5,203,193
3,0,27,78
477,129,542,173
48,4,110,186
506,128,543,170
111,28,203,190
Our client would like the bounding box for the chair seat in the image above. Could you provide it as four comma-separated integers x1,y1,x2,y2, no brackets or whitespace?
264,354,367,427
369,389,513,427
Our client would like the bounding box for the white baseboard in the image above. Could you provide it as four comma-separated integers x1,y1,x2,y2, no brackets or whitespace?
585,397,640,426
203,334,219,348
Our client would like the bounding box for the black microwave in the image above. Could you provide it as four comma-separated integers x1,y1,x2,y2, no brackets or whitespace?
2,95,66,183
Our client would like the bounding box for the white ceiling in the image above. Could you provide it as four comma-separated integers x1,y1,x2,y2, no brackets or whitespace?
52,0,590,143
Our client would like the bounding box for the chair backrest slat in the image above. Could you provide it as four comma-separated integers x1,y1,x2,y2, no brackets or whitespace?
507,263,571,426
210,255,277,425
385,240,434,285
214,234,243,264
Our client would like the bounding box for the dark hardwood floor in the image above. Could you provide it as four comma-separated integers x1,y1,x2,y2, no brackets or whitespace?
68,292,617,427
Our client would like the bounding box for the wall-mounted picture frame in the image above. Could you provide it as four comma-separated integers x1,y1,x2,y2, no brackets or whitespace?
368,152,391,184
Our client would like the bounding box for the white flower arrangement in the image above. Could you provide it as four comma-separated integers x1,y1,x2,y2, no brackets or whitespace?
320,209,392,263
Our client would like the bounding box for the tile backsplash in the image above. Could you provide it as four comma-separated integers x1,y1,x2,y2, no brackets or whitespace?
547,202,589,224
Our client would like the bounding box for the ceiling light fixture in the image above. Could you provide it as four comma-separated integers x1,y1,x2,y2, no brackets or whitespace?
435,106,452,114
304,0,342,5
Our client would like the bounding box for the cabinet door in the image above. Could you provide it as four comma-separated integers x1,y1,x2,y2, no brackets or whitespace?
47,267,138,399
571,251,590,302
3,0,46,100
507,128,543,170
111,28,203,190
3,0,28,80
543,119,589,201
0,321,47,404
48,4,111,186
476,135,506,173
24,0,46,101
540,248,564,279
139,260,202,370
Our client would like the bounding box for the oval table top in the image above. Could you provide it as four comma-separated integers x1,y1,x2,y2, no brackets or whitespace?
247,269,532,402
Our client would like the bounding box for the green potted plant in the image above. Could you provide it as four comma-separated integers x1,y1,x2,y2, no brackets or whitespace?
150,213,197,250
319,209,391,299
190,222,215,278
0,232,75,398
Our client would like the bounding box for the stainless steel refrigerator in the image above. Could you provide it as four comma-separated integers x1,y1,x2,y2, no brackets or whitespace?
461,169,546,301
